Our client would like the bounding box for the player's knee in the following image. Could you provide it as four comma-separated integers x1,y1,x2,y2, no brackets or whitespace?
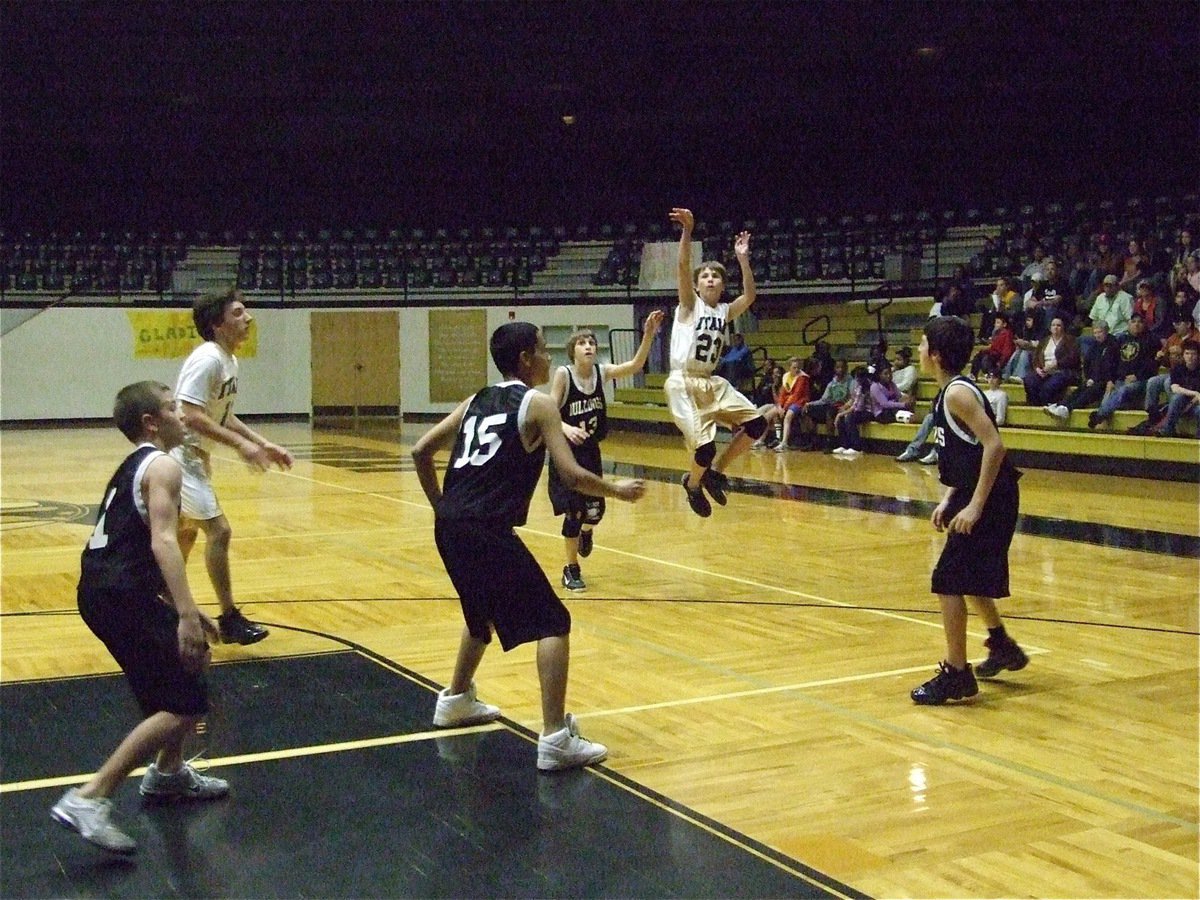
561,515,582,538
694,442,717,469
742,416,768,439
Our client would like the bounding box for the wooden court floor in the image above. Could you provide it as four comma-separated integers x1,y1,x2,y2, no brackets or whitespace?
2,420,1197,898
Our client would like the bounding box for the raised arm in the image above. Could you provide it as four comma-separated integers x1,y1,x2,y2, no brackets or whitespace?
669,207,696,315
727,230,756,320
605,309,665,380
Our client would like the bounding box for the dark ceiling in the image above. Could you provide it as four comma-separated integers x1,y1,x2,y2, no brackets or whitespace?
2,1,1196,229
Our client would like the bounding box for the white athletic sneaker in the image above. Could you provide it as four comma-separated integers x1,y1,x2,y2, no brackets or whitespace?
919,449,939,465
841,448,862,457
1049,404,1070,421
831,447,848,455
51,788,137,854
537,713,608,772
139,762,229,801
433,682,502,727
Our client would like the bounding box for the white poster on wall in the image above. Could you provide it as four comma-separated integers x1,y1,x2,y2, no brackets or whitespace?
637,241,703,291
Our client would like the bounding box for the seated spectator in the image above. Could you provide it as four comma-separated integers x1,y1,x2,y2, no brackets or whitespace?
971,312,1016,377
1020,244,1047,290
1044,321,1119,423
1172,227,1196,271
895,410,939,464
754,356,810,453
1132,279,1169,343
979,276,1020,341
1128,343,1184,434
982,366,1009,426
1039,257,1076,330
869,364,914,424
1064,238,1092,305
831,366,874,456
1181,254,1200,299
801,359,850,450
1142,234,1173,284
892,346,919,396
938,284,974,319
1003,310,1044,382
1155,339,1200,437
1087,313,1159,429
1119,238,1147,293
1085,232,1123,298
751,360,782,408
1167,285,1199,329
714,331,754,389
1086,274,1134,336
1023,316,1080,405
807,340,835,398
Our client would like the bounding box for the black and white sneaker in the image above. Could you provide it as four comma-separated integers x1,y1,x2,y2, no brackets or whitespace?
681,474,712,517
701,469,729,506
562,564,586,591
578,530,593,558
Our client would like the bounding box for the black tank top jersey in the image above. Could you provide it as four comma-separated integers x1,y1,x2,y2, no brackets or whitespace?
932,376,1020,490
79,445,168,598
559,364,608,445
438,382,546,527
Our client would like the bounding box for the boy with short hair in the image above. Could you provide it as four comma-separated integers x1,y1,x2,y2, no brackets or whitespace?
665,208,771,517
52,382,227,854
173,287,293,644
911,317,1029,705
412,322,646,771
549,310,664,591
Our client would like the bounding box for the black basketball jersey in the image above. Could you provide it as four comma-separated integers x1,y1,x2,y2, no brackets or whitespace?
559,364,608,446
438,382,546,527
932,376,1019,491
79,444,168,598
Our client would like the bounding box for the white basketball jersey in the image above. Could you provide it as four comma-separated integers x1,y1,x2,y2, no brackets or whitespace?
175,341,239,453
670,299,730,375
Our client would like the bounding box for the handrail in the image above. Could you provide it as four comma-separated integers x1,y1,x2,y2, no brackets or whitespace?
801,313,830,347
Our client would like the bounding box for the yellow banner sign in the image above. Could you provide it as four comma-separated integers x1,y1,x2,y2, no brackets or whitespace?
127,311,258,359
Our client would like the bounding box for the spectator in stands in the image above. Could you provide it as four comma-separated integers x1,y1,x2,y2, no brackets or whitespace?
807,340,835,398
1184,254,1200,299
969,237,998,277
1039,257,1075,329
1020,244,1047,289
1128,343,1184,434
870,364,914,424
938,284,974,319
1085,232,1124,299
971,312,1016,377
1167,285,1199,329
714,331,754,389
1153,339,1200,437
892,346,919,396
801,358,850,450
949,264,977,308
1132,279,1168,343
1022,271,1050,332
1003,310,1042,383
1044,320,1119,423
1086,274,1134,336
1160,315,1200,362
1172,227,1196,270
1141,234,1173,284
980,276,1020,342
982,366,1009,426
1023,315,1080,406
832,366,874,457
751,356,809,452
1119,238,1147,293
1087,313,1159,429
752,361,783,408
1063,238,1092,306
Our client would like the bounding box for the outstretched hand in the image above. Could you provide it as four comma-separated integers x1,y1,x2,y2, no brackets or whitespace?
643,309,665,335
669,208,694,233
734,230,752,258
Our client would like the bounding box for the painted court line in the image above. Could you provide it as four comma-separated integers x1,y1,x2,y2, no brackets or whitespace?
0,723,504,795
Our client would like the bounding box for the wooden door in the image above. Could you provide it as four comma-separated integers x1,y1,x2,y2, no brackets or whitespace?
311,310,400,420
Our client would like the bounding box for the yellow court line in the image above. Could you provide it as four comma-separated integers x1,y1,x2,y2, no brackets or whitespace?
0,722,503,795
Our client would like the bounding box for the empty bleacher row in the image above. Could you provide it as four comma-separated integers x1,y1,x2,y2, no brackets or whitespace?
1,193,1194,297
